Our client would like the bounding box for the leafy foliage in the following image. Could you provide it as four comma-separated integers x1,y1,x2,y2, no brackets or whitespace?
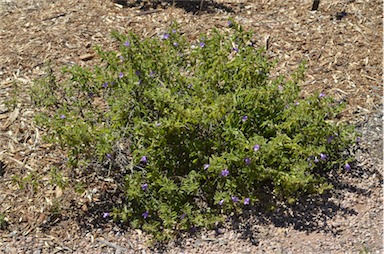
31,21,357,242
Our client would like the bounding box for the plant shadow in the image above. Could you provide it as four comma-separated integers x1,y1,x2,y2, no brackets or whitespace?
114,0,235,14
230,164,380,245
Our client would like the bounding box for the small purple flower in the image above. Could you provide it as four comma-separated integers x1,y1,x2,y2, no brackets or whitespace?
253,144,260,152
155,122,161,127
140,156,147,165
119,55,124,60
119,72,124,78
124,41,130,47
244,158,251,165
233,47,239,52
227,21,232,27
141,183,148,191
142,211,149,219
218,199,224,206
244,198,250,205
199,42,205,48
103,212,109,218
319,93,325,98
278,85,283,91
60,114,66,119
135,70,141,76
180,214,186,220
102,82,109,88
173,42,179,47
231,196,239,203
106,154,112,159
172,29,177,33
187,84,193,89
295,101,300,106
149,71,155,77
203,164,210,170
327,135,335,143
87,92,94,98
221,169,229,177
356,137,361,143
162,33,170,40
314,157,319,163
345,163,351,171
242,115,248,122
320,153,327,161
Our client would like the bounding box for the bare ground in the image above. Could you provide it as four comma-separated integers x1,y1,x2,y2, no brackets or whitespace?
0,0,383,253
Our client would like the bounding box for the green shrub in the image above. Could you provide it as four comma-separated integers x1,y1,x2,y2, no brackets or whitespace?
31,21,357,242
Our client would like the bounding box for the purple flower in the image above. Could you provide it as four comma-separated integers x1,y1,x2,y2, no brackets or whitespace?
187,84,193,89
295,101,300,106
319,93,325,98
106,154,112,159
135,70,141,76
124,41,130,47
141,183,148,191
327,135,335,143
231,196,239,203
87,93,94,98
142,211,149,219
119,55,124,60
242,115,248,122
244,198,250,205
227,21,232,27
180,214,186,220
356,137,361,143
163,33,170,40
314,157,319,163
278,85,283,91
103,212,109,218
233,47,239,52
60,114,66,119
320,153,327,161
173,42,179,47
172,29,177,33
155,122,161,127
244,158,251,165
203,164,210,170
150,71,155,77
119,72,124,78
221,169,229,177
253,144,260,152
199,42,205,48
218,199,224,206
140,156,147,165
345,163,351,171
102,82,108,88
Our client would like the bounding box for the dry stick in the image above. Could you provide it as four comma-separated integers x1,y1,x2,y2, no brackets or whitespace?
96,238,131,252
7,156,35,171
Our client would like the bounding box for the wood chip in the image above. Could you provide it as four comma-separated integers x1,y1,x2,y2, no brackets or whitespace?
79,53,95,61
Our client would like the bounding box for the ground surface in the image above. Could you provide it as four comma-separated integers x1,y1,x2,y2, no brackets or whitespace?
0,0,383,253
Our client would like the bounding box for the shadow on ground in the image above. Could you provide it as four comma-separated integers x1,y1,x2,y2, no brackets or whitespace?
113,0,235,14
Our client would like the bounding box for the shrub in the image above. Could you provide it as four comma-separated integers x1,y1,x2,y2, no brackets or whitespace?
31,21,357,242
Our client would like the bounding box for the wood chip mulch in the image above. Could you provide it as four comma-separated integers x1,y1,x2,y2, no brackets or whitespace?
0,0,382,253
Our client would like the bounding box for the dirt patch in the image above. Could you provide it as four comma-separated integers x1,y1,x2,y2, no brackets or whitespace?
0,0,382,253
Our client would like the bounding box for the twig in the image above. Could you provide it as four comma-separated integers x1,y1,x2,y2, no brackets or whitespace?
7,156,35,171
96,238,130,252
